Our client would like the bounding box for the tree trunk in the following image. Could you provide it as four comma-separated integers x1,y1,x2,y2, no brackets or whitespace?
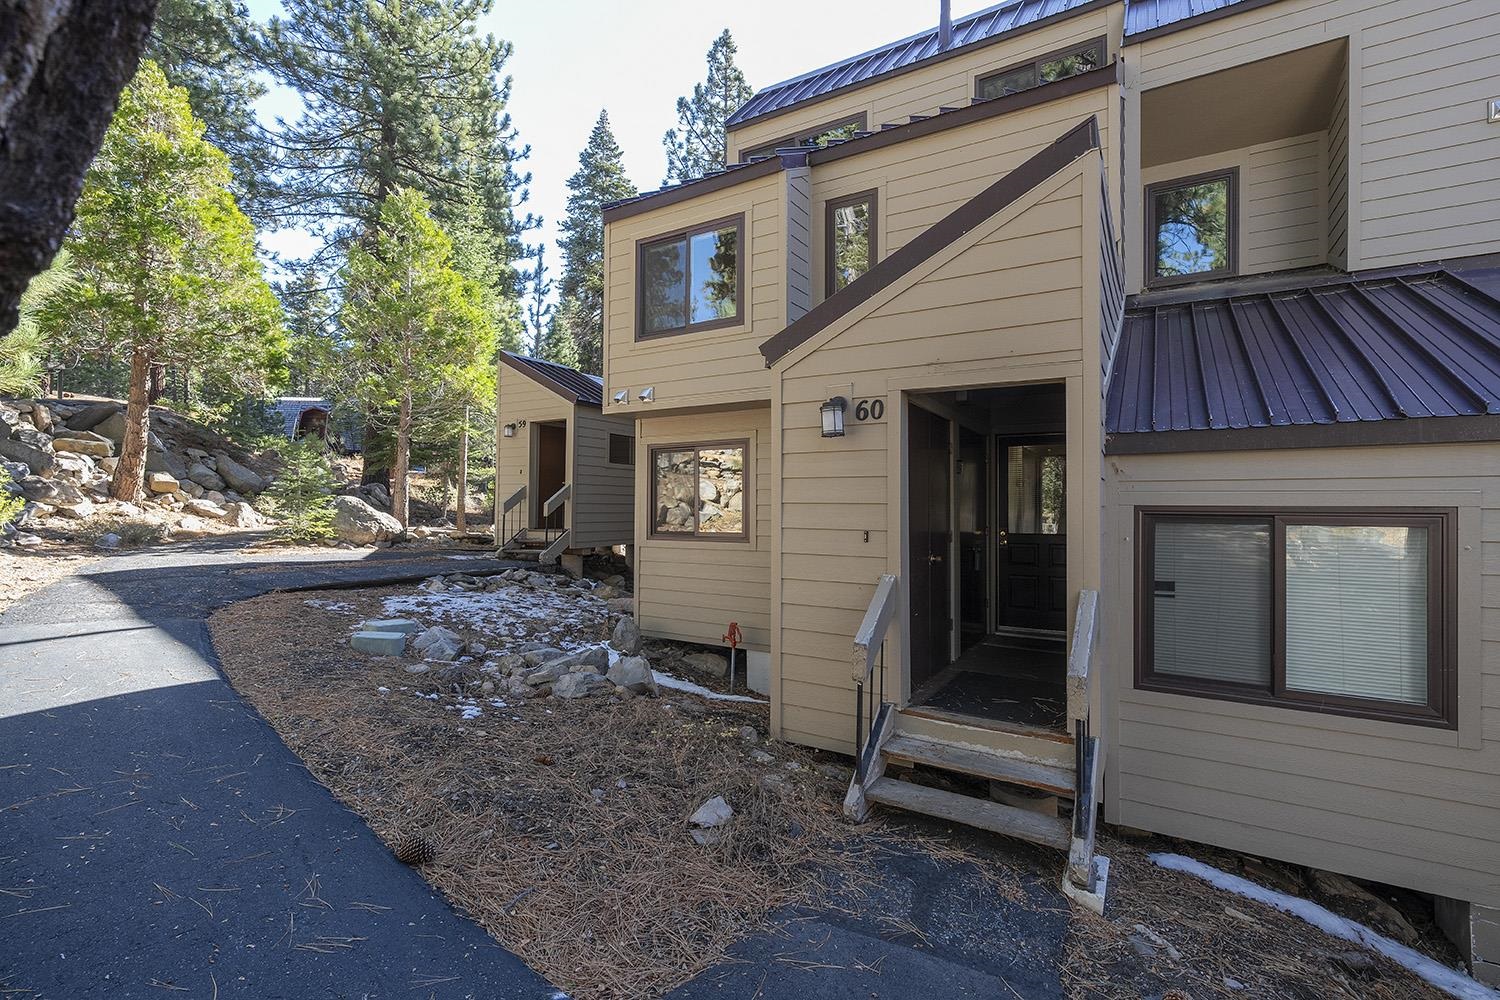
360,413,388,486
0,0,159,335
110,347,153,500
147,361,167,403
455,406,469,535
391,390,411,529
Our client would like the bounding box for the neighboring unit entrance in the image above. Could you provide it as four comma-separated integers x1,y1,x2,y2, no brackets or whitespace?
535,421,567,529
996,438,1068,631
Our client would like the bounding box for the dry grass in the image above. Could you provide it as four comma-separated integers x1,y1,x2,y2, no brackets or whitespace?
209,586,958,1000
0,546,94,612
1062,836,1454,1000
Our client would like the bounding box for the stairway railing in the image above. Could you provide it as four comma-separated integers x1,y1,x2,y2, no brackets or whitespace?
499,485,527,550
844,573,898,822
1064,589,1107,909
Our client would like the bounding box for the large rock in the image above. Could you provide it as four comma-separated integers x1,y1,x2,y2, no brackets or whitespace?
611,616,642,656
213,452,264,494
607,656,657,695
29,405,52,433
94,410,129,444
53,436,112,458
412,625,464,661
184,498,227,519
52,452,95,481
187,462,226,491
11,424,51,449
147,472,179,494
351,631,407,656
172,515,214,538
553,672,613,699
546,646,610,674
16,477,60,502
0,438,56,478
681,652,728,680
66,402,120,432
220,501,264,528
331,495,403,544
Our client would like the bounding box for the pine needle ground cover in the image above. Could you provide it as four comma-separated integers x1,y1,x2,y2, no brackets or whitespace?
208,585,1018,999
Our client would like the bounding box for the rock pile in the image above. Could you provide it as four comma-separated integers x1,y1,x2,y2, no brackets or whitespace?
1,397,274,546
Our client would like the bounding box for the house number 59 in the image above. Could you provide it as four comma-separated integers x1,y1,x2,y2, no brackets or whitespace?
853,398,885,421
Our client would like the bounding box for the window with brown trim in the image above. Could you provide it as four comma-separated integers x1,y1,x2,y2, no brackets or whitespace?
826,190,877,295
636,216,743,339
1146,169,1237,285
608,433,634,466
650,442,748,540
1136,509,1456,727
976,37,1106,100
739,113,868,161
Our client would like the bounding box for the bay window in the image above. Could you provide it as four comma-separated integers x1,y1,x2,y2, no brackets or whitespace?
1137,509,1454,726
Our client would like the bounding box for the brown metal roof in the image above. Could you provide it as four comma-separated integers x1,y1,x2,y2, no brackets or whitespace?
500,352,604,407
1105,259,1500,452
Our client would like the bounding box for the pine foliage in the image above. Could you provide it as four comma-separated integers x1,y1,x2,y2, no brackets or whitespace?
2,249,76,396
663,30,753,184
262,439,339,542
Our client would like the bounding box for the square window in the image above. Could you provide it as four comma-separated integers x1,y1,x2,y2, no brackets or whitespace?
608,433,634,466
650,443,748,540
637,218,742,337
826,191,877,295
1147,171,1236,283
1137,510,1453,727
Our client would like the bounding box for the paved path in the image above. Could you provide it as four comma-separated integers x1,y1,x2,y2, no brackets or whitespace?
0,540,557,1000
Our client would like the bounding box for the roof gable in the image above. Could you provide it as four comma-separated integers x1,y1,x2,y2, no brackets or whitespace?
501,352,604,407
760,116,1102,367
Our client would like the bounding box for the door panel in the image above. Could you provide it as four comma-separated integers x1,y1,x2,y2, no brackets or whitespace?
997,438,1067,631
535,423,567,529
958,427,988,650
907,404,952,691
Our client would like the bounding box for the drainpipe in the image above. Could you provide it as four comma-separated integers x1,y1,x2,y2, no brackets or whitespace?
938,0,952,51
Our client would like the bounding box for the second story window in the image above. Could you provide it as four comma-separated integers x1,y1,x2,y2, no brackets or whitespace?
826,190,877,294
976,38,1106,100
1147,169,1236,284
638,216,743,338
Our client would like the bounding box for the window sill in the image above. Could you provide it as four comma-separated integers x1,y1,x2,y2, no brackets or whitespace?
1133,677,1457,731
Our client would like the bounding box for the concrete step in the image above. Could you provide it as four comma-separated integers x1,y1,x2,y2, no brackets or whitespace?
882,734,1075,796
866,776,1071,850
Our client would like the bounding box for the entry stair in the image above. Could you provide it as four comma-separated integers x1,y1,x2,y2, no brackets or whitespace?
844,579,1109,912
496,484,571,564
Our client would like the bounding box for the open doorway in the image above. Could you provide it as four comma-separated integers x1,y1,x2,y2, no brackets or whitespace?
905,384,1069,733
534,421,567,529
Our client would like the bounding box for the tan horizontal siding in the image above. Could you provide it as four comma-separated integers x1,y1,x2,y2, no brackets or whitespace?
495,364,573,534
775,166,1102,752
1130,0,1500,271
634,407,773,652
725,5,1122,162
1105,442,1500,906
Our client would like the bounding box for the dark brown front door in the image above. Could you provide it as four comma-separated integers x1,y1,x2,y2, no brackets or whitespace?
908,403,952,691
535,422,567,529
997,438,1067,631
957,426,988,650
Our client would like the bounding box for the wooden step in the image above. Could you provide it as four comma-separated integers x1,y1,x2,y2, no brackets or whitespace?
895,709,1074,768
883,735,1075,796
866,776,1071,850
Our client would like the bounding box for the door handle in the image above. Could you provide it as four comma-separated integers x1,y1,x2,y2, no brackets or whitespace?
997,530,1009,547
928,554,944,563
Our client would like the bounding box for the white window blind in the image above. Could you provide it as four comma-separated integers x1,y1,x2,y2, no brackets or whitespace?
1152,520,1271,685
1284,524,1428,704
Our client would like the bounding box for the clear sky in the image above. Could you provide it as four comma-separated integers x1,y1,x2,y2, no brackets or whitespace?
244,0,990,288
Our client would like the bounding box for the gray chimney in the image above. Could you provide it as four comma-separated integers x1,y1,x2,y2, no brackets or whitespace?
939,0,953,50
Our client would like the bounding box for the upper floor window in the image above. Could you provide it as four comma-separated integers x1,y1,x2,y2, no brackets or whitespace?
637,216,743,338
976,38,1105,100
826,190,877,294
1137,509,1454,728
1146,169,1236,285
740,114,867,161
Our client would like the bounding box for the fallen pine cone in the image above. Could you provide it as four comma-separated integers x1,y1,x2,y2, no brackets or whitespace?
393,833,438,866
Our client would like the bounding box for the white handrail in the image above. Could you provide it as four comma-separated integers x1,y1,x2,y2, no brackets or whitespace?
542,481,571,517
1066,589,1099,725
502,485,526,514
851,574,898,683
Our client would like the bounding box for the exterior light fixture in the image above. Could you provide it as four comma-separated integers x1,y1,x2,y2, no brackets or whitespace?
502,423,516,438
638,386,655,402
820,396,847,438
612,389,628,404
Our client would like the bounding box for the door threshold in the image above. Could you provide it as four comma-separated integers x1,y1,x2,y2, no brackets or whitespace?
991,625,1066,641
899,704,1074,743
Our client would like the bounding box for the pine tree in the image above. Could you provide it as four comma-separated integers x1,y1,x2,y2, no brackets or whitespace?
279,268,335,396
145,0,270,218
2,250,76,396
342,188,494,527
557,110,636,373
663,30,754,184
522,245,554,358
262,439,339,542
49,61,285,502
540,304,581,370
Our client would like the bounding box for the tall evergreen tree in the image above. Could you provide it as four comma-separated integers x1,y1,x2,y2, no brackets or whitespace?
48,61,284,501
279,268,335,396
663,30,754,184
522,245,553,358
540,302,581,370
556,110,636,373
145,0,270,217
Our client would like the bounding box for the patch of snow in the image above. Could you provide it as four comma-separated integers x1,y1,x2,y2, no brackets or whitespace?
653,671,764,703
383,583,607,652
460,704,483,720
1149,853,1499,1000
444,554,488,560
415,692,439,701
376,686,390,694
304,598,355,613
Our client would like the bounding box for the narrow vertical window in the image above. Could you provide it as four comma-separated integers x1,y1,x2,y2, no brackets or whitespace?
826,190,877,295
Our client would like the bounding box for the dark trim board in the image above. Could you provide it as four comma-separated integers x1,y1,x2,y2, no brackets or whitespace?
761,115,1102,367
1105,415,1500,454
603,158,782,224
824,189,880,296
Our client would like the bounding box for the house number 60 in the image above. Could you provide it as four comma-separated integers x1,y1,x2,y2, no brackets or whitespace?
853,398,885,421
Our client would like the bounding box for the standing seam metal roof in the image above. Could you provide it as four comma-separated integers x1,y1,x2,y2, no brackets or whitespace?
726,0,1105,128
1105,264,1500,436
1123,0,1266,39
503,353,604,407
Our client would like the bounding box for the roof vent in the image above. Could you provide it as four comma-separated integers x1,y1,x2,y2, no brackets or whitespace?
939,0,952,51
